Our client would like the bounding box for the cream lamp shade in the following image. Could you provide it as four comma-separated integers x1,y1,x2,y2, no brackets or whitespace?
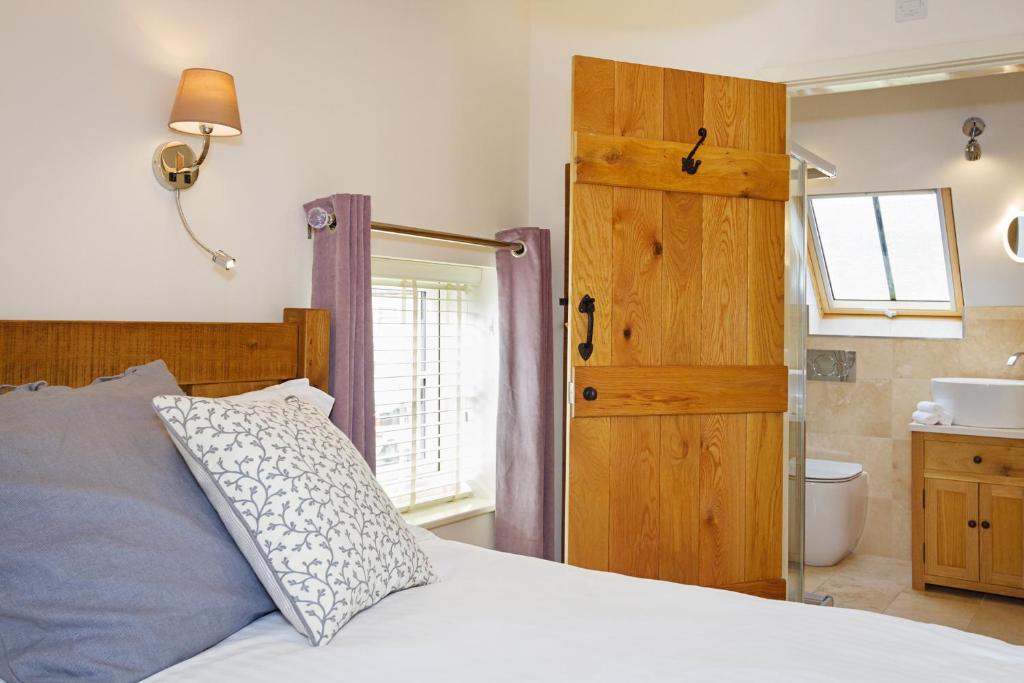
167,68,241,137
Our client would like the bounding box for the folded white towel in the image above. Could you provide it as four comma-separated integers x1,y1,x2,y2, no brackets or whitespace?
912,410,940,425
917,401,945,414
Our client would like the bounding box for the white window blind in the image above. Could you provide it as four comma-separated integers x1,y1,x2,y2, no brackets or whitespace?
372,274,482,512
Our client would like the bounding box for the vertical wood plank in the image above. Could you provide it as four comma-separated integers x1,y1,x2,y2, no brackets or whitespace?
284,308,331,392
567,54,616,576
698,74,751,588
614,62,664,139
703,74,750,150
567,417,611,570
744,413,783,581
746,200,785,366
700,195,748,365
661,67,704,367
609,416,661,579
660,414,700,583
746,78,786,366
572,56,615,134
699,413,746,585
663,68,704,143
570,184,614,367
661,193,702,365
747,80,787,155
611,188,663,366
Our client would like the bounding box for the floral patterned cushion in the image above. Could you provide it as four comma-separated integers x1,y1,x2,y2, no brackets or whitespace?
153,394,436,646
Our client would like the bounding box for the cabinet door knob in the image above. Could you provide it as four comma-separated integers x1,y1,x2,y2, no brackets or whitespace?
973,455,983,464
981,520,991,529
968,520,977,528
582,386,598,401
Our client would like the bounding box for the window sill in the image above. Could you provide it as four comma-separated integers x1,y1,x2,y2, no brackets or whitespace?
402,496,495,530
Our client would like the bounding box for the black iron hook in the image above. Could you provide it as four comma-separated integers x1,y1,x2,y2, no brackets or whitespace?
681,127,708,175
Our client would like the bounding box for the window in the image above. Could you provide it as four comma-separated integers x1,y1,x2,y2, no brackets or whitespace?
371,258,497,513
808,188,963,317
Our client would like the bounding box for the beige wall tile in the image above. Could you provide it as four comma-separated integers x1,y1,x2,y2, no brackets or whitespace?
893,339,963,379
807,380,891,438
891,439,912,506
891,378,933,439
967,306,1024,321
958,319,1024,379
891,500,913,562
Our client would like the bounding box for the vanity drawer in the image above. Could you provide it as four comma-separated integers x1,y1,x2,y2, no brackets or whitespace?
924,440,1024,479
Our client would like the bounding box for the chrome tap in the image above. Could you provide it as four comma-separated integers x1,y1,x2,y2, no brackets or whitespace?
1009,352,1023,366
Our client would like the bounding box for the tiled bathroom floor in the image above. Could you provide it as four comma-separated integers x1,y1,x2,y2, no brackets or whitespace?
805,553,1024,645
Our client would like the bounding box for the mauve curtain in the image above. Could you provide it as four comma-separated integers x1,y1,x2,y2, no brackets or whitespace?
494,227,555,560
303,193,376,472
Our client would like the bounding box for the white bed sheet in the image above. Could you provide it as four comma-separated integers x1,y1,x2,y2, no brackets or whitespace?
149,530,1024,682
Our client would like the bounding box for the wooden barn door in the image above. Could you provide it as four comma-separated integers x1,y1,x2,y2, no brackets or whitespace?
565,56,789,598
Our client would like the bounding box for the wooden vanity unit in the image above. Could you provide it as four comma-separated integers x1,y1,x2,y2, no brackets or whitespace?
912,428,1024,598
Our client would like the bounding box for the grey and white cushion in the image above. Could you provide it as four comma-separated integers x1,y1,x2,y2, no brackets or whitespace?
152,394,437,646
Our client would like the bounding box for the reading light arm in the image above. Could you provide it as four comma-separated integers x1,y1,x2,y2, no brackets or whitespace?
174,190,236,270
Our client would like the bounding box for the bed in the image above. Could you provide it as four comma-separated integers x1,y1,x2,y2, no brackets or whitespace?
144,526,1023,682
2,310,1023,682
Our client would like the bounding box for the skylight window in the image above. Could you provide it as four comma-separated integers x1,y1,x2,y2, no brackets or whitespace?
808,189,963,317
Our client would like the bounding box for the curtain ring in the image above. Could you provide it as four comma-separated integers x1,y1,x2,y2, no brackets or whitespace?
511,241,528,258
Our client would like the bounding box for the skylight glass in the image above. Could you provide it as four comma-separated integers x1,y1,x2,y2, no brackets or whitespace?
809,189,957,313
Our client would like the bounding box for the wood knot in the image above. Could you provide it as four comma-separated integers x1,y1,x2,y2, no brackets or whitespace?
622,327,632,339
604,151,622,164
653,241,663,256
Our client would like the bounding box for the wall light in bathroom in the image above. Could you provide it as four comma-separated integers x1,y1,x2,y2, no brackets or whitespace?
1006,215,1024,263
152,68,241,270
962,116,984,161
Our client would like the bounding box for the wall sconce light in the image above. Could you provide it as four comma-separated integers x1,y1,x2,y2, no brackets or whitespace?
152,68,241,270
963,116,984,161
1007,215,1024,263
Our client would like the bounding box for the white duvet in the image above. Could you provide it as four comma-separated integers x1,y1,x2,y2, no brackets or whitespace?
149,529,1024,682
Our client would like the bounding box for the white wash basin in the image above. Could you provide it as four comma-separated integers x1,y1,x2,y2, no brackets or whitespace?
932,378,1024,429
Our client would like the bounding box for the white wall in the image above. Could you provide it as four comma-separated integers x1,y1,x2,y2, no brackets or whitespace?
0,0,530,322
793,72,1024,309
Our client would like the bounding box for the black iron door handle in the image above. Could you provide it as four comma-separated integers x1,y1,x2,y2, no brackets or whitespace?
577,294,595,361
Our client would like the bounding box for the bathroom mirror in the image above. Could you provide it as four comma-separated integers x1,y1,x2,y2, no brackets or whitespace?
1008,216,1024,263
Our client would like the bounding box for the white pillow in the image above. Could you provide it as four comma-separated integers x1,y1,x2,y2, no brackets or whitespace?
152,394,436,646
228,378,335,416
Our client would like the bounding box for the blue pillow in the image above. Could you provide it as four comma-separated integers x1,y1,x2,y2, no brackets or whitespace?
0,361,274,683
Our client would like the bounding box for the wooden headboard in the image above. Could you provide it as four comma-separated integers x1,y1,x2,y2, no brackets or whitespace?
0,308,330,397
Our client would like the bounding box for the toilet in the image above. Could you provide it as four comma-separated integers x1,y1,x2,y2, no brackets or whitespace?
804,458,869,567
